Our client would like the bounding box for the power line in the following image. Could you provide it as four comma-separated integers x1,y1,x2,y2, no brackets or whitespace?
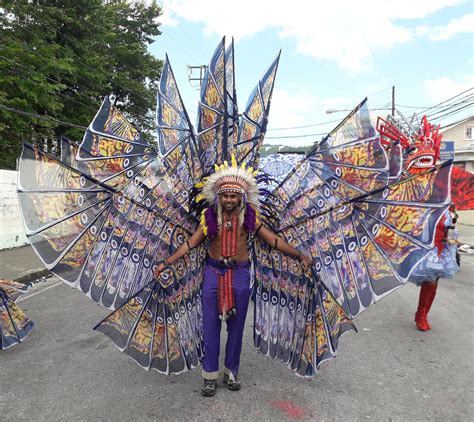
0,31,157,117
176,26,209,63
396,99,472,109
429,102,474,122
160,30,207,68
0,103,88,129
266,92,472,137
0,55,100,112
416,87,473,115
26,23,203,114
267,118,341,131
424,94,473,116
266,132,327,140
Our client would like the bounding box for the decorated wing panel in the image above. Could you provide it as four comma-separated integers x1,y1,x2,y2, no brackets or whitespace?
252,239,354,377
94,243,206,374
319,98,375,149
156,57,202,190
18,144,200,312
253,97,451,375
261,133,390,232
0,279,32,302
236,53,280,169
0,283,35,350
196,37,239,173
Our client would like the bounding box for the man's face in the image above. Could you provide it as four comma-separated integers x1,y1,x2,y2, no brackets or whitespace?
220,192,242,213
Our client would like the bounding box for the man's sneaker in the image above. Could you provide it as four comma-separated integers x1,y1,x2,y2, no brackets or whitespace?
201,379,217,397
223,373,241,391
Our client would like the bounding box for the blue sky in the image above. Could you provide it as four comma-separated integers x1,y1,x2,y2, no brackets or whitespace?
149,0,473,146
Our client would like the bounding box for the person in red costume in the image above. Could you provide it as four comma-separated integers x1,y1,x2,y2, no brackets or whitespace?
377,114,459,331
410,204,459,331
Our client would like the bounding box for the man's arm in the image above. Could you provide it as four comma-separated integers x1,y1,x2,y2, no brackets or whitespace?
257,225,312,270
155,227,206,275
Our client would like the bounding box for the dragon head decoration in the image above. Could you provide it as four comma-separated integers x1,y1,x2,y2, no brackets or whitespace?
377,115,442,175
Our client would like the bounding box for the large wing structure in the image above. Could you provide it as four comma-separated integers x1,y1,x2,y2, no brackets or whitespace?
16,38,282,374
0,279,35,349
196,37,239,174
18,141,205,372
156,56,202,192
236,53,280,169
17,37,451,378
253,101,451,376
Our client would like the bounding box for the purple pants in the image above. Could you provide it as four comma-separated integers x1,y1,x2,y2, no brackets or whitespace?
201,258,251,380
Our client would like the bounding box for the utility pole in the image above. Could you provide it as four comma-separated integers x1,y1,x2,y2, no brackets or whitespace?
188,65,208,89
392,85,395,117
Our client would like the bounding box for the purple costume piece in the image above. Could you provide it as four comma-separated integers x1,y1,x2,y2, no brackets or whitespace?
201,257,252,380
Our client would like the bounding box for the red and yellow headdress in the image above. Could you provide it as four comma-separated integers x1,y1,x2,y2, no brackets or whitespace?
195,155,260,236
198,155,260,210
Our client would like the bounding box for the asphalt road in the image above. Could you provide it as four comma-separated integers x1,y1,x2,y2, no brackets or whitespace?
1,256,473,421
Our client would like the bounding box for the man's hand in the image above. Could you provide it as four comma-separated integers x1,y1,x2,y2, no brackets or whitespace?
299,254,312,271
154,262,167,277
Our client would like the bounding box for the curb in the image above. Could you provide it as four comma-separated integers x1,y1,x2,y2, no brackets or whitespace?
14,269,52,285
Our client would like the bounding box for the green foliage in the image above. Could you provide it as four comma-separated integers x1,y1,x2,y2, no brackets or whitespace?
0,0,163,169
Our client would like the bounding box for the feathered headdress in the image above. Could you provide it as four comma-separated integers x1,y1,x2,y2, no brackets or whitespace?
196,155,260,237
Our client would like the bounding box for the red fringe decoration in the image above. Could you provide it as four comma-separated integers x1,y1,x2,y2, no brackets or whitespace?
218,214,238,319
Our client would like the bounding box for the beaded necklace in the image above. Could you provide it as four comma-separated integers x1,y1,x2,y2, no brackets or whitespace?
217,213,238,320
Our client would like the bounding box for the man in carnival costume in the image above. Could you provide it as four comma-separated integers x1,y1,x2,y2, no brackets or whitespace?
17,38,452,397
155,159,311,396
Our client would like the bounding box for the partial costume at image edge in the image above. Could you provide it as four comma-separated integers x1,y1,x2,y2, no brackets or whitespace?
17,37,452,377
0,279,35,350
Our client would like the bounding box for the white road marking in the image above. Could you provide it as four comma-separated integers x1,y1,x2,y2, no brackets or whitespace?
17,280,62,302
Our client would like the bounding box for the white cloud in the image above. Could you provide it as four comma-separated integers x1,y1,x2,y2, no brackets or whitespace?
159,10,179,27
428,13,474,40
268,89,318,127
264,89,354,146
422,75,474,103
161,0,467,72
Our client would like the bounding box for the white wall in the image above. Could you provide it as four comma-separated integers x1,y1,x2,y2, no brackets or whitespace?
458,210,474,226
0,170,28,250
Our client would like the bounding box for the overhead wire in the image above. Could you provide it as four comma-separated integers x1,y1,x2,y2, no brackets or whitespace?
0,28,160,117
429,103,474,122
1,33,202,125
267,118,341,131
0,103,88,129
176,26,209,63
424,95,473,119
3,12,472,139
266,132,328,140
0,55,100,113
416,87,473,115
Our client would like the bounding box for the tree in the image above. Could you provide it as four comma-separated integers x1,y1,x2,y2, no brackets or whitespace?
0,0,163,169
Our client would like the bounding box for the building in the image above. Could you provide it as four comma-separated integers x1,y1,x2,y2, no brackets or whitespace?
441,115,474,172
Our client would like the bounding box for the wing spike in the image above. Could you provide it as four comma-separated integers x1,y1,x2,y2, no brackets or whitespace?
235,51,281,169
